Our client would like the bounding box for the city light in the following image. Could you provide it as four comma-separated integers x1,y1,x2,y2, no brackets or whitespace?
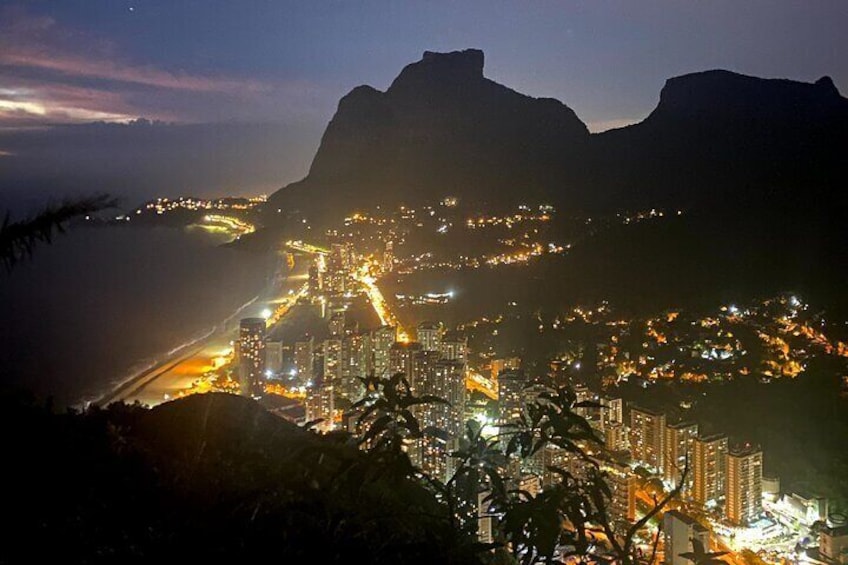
98,193,846,565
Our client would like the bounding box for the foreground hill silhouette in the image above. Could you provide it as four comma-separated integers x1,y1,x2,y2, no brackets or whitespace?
267,49,848,221
4,391,481,564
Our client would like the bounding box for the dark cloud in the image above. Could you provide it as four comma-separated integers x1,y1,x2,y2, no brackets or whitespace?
0,5,332,125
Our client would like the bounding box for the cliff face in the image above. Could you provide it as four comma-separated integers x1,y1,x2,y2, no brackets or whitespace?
647,70,845,125
269,49,589,218
268,50,848,222
586,70,848,210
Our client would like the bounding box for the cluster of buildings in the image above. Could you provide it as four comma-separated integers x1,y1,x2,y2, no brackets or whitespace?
536,293,840,389
236,286,760,559
230,232,847,565
485,374,769,562
618,404,764,528
304,319,470,480
238,242,473,483
580,396,846,565
234,308,848,565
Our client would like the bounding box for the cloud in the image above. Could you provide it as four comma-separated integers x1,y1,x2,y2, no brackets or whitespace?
0,120,322,209
1,49,269,95
0,6,267,95
0,5,322,126
0,82,141,126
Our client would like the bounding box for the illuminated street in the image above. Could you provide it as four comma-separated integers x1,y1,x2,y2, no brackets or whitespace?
354,262,410,341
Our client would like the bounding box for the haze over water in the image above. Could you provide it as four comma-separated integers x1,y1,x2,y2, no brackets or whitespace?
0,225,274,406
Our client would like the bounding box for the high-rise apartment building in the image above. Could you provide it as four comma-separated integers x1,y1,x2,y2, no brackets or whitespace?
498,369,528,427
329,311,346,337
305,382,335,433
405,351,462,481
692,434,728,506
573,385,597,419
308,261,322,294
371,325,395,378
629,406,666,472
600,396,624,430
323,338,342,382
294,336,314,385
389,341,421,382
417,321,442,352
725,445,763,526
605,422,629,453
664,422,699,492
411,350,441,395
568,455,635,532
602,458,637,528
339,333,370,401
238,317,266,397
440,331,468,362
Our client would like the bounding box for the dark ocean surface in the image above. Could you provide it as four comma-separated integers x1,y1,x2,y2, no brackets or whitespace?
0,225,275,406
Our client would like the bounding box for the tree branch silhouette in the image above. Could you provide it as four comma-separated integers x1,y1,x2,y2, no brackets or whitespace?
1,194,117,273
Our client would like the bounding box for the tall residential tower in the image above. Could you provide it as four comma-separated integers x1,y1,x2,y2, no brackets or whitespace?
238,317,266,397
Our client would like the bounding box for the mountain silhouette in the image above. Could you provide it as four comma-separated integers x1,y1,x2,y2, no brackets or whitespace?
585,69,848,210
268,49,588,219
267,49,848,221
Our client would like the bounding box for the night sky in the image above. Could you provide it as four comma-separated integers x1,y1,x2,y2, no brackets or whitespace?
1,1,846,207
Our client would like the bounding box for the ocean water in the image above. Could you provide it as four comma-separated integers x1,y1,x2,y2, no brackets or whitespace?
0,225,276,406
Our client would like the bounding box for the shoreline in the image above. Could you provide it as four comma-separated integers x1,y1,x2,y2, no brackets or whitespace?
92,250,308,408
88,294,261,409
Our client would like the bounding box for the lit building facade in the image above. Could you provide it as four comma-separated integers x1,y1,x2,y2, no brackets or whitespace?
323,338,342,382
692,434,728,506
389,341,421,382
294,337,314,385
602,458,637,529
725,445,763,526
305,382,335,433
664,421,698,493
371,325,395,378
439,331,468,364
416,321,442,352
498,369,528,427
308,261,322,294
238,317,266,397
605,422,629,453
572,385,597,419
541,445,572,488
498,369,528,453
629,406,666,472
339,333,370,401
601,396,624,430
329,311,346,337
